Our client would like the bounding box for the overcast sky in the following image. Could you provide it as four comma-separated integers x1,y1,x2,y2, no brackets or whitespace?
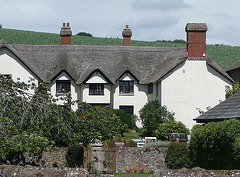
1,0,240,46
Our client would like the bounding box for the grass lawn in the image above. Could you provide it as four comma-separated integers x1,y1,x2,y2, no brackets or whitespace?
115,173,152,177
122,132,143,141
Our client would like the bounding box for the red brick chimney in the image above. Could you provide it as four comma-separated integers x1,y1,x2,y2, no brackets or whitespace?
60,23,72,45
122,25,132,46
185,23,207,59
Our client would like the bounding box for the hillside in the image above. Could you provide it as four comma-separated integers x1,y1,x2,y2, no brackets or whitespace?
0,28,239,69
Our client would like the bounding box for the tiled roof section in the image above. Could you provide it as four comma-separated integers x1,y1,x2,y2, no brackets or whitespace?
225,60,240,72
194,91,240,123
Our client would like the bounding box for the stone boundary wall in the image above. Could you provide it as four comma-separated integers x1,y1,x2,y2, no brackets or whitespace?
0,165,88,177
153,168,240,177
41,147,67,167
115,142,167,173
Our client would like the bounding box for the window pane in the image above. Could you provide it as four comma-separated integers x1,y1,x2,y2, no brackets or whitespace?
148,83,153,93
119,106,134,115
89,84,104,95
119,81,134,93
56,80,71,93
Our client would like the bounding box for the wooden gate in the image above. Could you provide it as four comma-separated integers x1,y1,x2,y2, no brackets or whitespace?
85,148,115,174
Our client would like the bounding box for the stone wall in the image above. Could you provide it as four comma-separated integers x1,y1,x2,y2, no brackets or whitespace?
41,147,67,167
115,142,167,173
0,165,88,177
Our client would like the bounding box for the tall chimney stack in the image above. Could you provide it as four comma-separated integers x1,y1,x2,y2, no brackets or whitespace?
60,23,72,45
185,23,207,59
122,25,132,46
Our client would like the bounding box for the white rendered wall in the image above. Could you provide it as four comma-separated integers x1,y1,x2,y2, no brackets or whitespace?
82,72,111,104
113,74,149,127
82,84,111,104
0,48,38,93
160,60,232,129
48,71,79,111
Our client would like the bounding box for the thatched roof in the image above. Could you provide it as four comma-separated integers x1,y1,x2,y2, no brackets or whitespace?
0,39,233,84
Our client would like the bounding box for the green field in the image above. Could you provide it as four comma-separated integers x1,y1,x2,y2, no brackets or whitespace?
0,28,239,69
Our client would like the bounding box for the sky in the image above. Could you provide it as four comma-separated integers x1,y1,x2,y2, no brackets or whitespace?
1,0,240,46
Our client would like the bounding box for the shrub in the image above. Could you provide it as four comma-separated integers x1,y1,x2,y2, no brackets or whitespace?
165,142,192,169
139,100,174,137
155,120,189,141
66,144,84,167
112,109,137,131
225,81,240,98
189,119,240,169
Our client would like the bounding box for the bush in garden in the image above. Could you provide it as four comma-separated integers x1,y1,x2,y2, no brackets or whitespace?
66,144,84,167
165,142,192,169
189,119,240,169
155,120,190,141
112,109,137,131
0,75,122,164
0,117,52,165
139,100,174,137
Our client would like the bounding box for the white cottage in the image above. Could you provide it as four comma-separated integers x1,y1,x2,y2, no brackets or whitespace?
0,23,233,128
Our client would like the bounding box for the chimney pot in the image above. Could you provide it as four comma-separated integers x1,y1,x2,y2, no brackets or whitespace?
60,23,72,45
185,23,207,59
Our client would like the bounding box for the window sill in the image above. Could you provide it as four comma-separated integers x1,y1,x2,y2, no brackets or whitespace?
119,93,135,96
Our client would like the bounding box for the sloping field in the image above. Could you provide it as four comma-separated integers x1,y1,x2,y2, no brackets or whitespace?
0,28,239,69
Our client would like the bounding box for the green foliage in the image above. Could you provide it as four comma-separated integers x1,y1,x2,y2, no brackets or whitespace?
225,81,240,99
0,117,52,164
66,144,84,167
112,109,137,131
75,105,122,146
1,28,240,69
0,76,122,164
189,119,240,169
139,100,174,137
165,142,192,169
155,120,189,141
76,32,93,37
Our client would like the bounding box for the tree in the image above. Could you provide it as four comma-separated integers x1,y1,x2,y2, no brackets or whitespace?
155,120,189,141
225,81,240,98
75,104,122,146
139,100,174,137
112,109,137,131
0,75,122,163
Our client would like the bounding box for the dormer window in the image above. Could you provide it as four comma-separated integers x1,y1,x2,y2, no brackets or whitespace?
56,80,71,93
89,84,104,95
119,81,134,93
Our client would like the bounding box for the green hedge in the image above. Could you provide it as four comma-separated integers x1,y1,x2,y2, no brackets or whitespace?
189,119,240,169
165,142,192,169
